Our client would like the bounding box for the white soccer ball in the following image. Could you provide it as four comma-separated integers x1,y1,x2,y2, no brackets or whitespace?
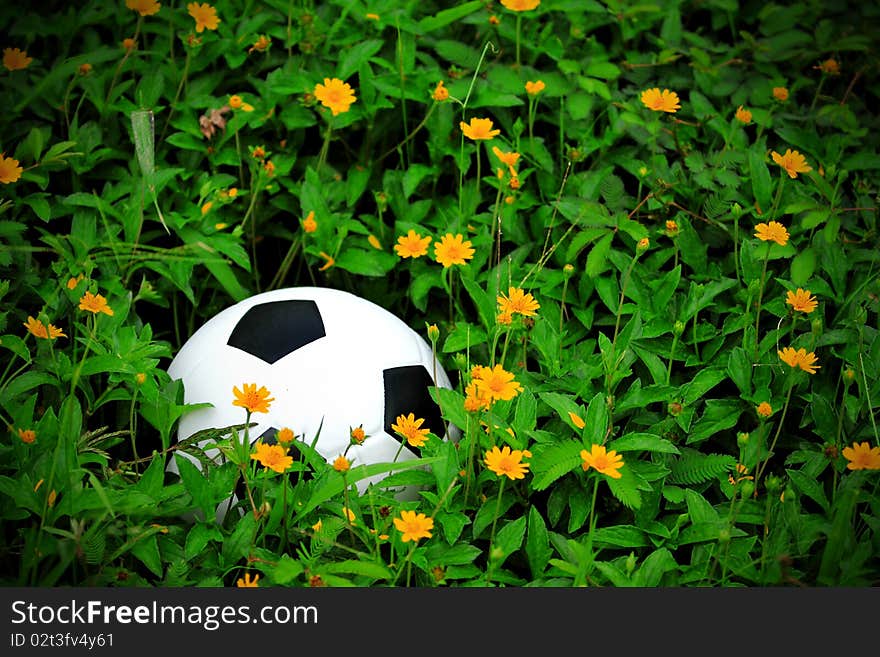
167,286,458,496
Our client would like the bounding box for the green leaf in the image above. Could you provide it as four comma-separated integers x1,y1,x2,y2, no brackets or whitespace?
417,1,483,33
786,468,830,514
685,488,719,523
426,543,482,567
459,275,495,332
264,554,305,585
222,511,257,563
492,515,527,567
585,231,614,277
583,391,609,445
323,559,391,581
632,548,679,586
185,522,222,561
174,454,214,518
525,506,553,578
130,534,162,578
530,441,583,492
749,145,773,211
609,433,680,454
726,347,752,396
606,467,642,509
790,247,816,287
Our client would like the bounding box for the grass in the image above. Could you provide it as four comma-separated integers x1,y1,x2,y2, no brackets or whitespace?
1,0,879,588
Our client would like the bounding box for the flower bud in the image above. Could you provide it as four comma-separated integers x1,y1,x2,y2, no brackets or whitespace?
668,401,683,416
426,323,440,343
765,475,783,493
737,432,750,448
730,202,743,219
717,528,731,543
673,320,686,336
739,480,755,499
625,552,637,574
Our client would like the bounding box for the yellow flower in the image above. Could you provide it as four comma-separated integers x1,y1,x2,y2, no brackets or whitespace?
460,117,500,141
394,229,431,258
756,402,773,418
302,210,317,233
366,13,380,21
580,444,624,479
754,221,789,246
394,510,434,543
0,154,24,184
525,79,545,95
640,88,681,113
772,86,789,102
311,519,322,532
78,291,114,316
473,364,523,402
501,0,541,10
78,63,92,76
391,413,430,448
136,372,147,385
735,105,752,124
777,347,821,374
228,95,254,112
18,428,36,444
318,251,334,271
484,445,531,480
350,426,366,444
771,149,812,179
637,237,650,252
314,77,357,116
818,58,840,75
785,288,817,314
126,0,161,16
263,160,275,176
491,146,520,171
24,316,66,340
232,382,275,414
432,80,449,102
367,234,382,250
122,38,137,52
250,440,292,473
434,233,475,268
568,412,586,429
248,35,271,53
48,490,57,507
227,187,238,198
463,381,492,412
496,311,512,326
342,507,356,523
332,455,351,473
251,145,266,160
665,220,679,237
497,287,540,317
200,201,213,215
277,427,295,445
842,442,880,471
187,3,220,33
236,572,259,587
66,274,84,289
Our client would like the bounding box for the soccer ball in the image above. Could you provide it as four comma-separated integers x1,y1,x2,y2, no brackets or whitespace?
167,286,458,495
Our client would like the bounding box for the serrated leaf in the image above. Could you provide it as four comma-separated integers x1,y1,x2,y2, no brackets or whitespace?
530,441,583,491
609,433,680,454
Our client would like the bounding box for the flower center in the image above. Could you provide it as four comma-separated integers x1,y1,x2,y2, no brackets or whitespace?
499,456,515,472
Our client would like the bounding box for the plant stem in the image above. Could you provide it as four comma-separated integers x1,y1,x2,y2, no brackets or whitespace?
485,477,506,584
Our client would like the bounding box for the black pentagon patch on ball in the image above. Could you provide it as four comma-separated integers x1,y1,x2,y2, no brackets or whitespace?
383,365,445,452
227,300,325,364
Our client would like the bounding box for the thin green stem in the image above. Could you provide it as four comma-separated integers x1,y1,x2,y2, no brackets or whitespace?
754,381,795,492
485,477,506,584
160,49,191,145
